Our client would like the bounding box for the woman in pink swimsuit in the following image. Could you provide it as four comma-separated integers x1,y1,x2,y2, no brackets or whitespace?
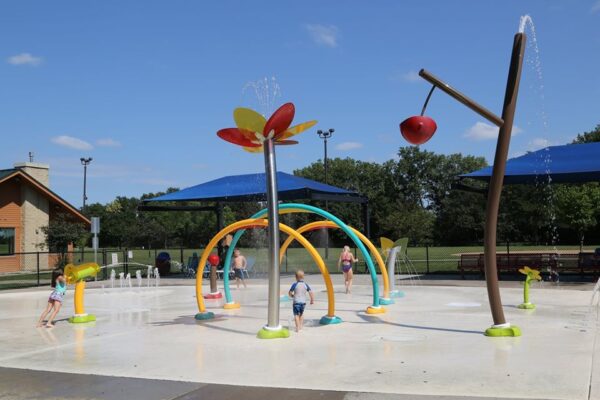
338,245,357,294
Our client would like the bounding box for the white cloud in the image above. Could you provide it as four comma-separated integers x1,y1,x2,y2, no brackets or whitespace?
463,122,523,141
96,138,121,147
51,135,94,150
305,24,339,47
592,0,600,13
7,52,43,66
335,141,363,151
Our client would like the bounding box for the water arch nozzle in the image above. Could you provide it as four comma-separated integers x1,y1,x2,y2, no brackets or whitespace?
65,262,100,284
64,263,101,324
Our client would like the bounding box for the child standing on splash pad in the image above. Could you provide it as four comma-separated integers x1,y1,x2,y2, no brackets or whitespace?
37,269,66,328
232,249,247,289
338,245,358,294
288,270,314,332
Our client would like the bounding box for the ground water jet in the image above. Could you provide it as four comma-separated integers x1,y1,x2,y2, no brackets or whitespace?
110,269,116,289
147,266,153,287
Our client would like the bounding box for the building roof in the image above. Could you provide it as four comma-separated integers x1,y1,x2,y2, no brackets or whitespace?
0,168,90,225
461,142,600,184
144,171,367,204
0,168,17,181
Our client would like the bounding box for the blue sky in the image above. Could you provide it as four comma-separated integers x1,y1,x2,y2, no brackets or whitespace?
1,1,599,206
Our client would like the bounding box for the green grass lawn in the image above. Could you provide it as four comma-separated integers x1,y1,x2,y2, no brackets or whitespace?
94,244,599,275
2,244,598,290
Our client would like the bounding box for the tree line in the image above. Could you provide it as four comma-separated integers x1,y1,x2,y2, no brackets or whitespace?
45,124,600,250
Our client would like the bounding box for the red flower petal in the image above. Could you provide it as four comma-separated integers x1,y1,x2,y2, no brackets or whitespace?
217,128,261,147
263,103,295,139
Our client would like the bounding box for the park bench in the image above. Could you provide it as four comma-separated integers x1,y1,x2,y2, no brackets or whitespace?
458,254,483,278
458,252,558,279
577,252,600,276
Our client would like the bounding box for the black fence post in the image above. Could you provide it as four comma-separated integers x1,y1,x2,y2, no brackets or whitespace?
180,247,184,264
426,245,430,274
124,249,128,275
102,249,107,280
36,252,40,286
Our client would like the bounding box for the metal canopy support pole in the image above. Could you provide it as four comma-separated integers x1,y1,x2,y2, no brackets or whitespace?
483,32,526,334
210,202,224,295
258,138,288,338
362,202,371,239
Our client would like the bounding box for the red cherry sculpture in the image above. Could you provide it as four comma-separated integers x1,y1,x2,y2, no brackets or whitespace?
207,253,220,267
400,115,437,145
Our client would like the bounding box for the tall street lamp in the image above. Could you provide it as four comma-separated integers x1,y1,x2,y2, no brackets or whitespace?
317,128,334,258
80,157,92,213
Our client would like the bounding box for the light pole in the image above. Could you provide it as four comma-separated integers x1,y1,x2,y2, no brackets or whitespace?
317,128,334,258
80,157,92,213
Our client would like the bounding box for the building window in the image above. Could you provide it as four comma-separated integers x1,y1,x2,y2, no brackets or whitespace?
0,228,15,255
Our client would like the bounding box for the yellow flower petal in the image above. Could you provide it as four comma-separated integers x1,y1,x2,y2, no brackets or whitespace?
380,237,393,251
243,145,263,153
380,237,394,256
518,268,527,275
234,108,267,134
279,120,318,140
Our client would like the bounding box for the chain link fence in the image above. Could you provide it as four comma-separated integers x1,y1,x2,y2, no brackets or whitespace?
1,243,598,290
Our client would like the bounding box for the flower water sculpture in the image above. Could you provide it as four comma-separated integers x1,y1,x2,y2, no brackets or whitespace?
217,103,316,339
518,266,541,309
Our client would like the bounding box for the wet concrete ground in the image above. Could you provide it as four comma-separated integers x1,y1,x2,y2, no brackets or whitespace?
0,275,598,399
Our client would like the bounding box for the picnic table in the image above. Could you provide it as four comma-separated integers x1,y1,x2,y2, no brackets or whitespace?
456,250,600,279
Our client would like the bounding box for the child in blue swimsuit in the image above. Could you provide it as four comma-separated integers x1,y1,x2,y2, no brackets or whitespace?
289,270,314,332
37,269,66,328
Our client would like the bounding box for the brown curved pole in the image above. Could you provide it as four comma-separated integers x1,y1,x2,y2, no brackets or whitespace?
484,32,526,325
419,33,526,327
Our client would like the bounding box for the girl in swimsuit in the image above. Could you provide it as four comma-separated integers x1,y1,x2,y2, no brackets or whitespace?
338,245,357,294
37,269,66,328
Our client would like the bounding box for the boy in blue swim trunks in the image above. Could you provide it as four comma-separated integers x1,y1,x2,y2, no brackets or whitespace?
288,270,314,332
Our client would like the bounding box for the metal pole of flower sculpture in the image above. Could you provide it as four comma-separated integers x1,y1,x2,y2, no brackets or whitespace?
217,103,317,339
400,32,526,337
518,267,541,309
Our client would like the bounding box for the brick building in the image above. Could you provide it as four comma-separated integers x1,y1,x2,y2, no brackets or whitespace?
0,162,90,273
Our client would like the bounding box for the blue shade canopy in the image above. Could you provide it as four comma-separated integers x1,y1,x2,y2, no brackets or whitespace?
146,172,366,203
461,142,600,184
